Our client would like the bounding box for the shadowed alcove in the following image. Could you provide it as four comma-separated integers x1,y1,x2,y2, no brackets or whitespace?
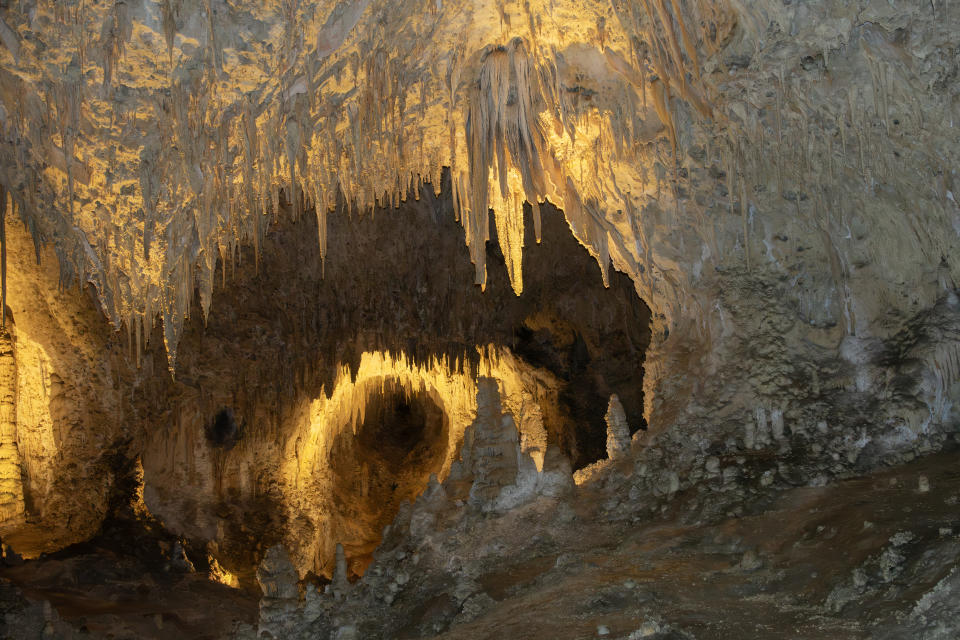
328,381,449,571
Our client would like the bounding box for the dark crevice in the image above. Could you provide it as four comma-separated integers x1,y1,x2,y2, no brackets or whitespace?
206,408,242,450
148,176,651,460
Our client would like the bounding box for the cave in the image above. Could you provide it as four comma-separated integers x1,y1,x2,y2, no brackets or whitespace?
0,2,959,639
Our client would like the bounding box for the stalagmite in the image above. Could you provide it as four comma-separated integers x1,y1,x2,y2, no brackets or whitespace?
331,542,350,599
604,394,630,460
465,379,520,508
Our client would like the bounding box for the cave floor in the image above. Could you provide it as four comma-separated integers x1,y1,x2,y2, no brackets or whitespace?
422,451,960,640
0,546,257,638
1,451,958,639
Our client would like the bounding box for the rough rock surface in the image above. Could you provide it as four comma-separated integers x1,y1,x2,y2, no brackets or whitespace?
0,191,650,580
224,385,960,640
0,1,956,437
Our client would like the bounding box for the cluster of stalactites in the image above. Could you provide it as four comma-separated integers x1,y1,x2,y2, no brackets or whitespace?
453,38,550,295
0,0,733,373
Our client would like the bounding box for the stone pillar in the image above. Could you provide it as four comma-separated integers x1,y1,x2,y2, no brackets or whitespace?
466,379,520,508
257,545,300,638
0,328,24,524
604,394,630,460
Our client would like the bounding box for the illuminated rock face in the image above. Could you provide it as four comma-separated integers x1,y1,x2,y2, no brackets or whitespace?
0,183,648,582
134,193,649,581
0,0,954,380
0,328,23,524
0,0,955,457
0,213,128,556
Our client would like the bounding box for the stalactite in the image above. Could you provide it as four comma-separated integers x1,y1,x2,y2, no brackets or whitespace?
856,124,867,183
775,71,784,194
725,145,734,217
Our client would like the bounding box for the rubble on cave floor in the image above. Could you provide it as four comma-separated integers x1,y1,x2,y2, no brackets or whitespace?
0,307,958,640
1,427,958,639
0,531,258,639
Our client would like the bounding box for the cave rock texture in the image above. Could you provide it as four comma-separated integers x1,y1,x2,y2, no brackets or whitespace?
0,0,958,638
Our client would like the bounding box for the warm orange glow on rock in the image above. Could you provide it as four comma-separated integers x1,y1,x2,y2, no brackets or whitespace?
278,346,555,577
0,212,128,557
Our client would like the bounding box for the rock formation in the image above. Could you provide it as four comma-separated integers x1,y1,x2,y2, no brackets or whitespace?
604,394,631,460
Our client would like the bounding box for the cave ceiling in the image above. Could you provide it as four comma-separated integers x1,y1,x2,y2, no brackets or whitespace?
0,0,957,381
2,0,683,369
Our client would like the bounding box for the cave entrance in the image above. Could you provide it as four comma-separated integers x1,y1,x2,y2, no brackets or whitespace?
328,380,448,574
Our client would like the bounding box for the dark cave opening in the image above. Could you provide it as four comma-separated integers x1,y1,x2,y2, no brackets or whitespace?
489,200,651,470
136,175,651,583
166,180,652,472
510,311,647,470
329,382,448,571
205,408,242,450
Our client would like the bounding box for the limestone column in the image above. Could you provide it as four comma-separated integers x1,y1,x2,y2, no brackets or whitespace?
0,328,24,523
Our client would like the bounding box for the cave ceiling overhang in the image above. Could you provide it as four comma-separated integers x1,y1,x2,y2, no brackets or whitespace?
0,0,957,373
0,0,732,367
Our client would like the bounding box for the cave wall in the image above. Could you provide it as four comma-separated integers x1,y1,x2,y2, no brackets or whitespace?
0,209,130,555
0,324,23,524
0,174,650,580
0,1,954,459
633,2,960,471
